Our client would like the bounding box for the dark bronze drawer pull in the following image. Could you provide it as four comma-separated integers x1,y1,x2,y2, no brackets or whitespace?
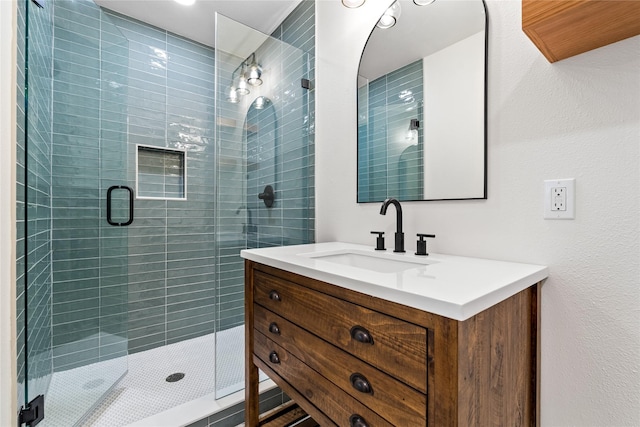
268,322,280,335
350,326,373,345
349,414,369,427
268,290,281,301
350,373,373,395
268,351,280,364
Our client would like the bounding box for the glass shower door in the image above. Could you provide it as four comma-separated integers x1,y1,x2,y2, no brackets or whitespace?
21,1,131,425
214,12,314,399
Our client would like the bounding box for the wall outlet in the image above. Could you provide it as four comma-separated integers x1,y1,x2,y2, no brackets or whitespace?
551,187,566,211
544,179,575,219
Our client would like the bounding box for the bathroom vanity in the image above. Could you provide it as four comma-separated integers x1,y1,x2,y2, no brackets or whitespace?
242,243,548,426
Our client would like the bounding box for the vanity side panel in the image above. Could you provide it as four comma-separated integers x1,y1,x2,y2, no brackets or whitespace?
457,285,537,426
430,317,460,427
534,284,541,427
245,260,260,426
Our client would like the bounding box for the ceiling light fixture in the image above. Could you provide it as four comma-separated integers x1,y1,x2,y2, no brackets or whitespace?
413,0,436,5
174,0,196,6
342,0,366,8
377,1,401,29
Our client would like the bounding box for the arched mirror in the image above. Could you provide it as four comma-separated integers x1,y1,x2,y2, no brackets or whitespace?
357,0,487,202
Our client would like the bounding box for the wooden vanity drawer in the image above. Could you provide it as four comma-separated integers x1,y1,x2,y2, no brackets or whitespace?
255,305,427,426
253,270,428,393
254,331,395,427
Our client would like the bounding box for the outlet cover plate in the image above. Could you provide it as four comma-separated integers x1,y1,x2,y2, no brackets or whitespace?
544,178,575,219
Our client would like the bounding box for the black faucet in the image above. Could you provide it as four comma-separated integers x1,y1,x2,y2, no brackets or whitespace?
380,198,404,253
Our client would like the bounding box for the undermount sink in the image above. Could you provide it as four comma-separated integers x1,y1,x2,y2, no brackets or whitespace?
304,249,435,274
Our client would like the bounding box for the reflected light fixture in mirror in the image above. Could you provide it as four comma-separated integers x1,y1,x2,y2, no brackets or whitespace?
342,0,366,7
236,66,250,96
227,85,239,103
247,53,263,86
377,1,401,29
227,52,264,103
254,96,271,110
406,118,419,140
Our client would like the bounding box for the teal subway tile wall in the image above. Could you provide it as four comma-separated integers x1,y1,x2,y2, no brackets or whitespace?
51,0,129,373
48,0,315,360
216,0,316,334
358,60,423,202
49,4,219,358
17,0,315,422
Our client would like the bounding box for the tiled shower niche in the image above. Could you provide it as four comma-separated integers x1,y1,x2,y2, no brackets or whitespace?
136,146,186,200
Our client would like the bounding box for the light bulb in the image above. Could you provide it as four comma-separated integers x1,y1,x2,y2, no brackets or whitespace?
236,74,250,96
227,86,238,103
254,96,269,110
377,14,396,29
342,0,365,8
247,64,263,86
377,1,401,29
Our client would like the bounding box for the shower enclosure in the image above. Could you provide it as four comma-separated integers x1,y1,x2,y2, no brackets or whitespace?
17,0,314,425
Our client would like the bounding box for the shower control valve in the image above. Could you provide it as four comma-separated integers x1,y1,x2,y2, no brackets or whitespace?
258,185,275,208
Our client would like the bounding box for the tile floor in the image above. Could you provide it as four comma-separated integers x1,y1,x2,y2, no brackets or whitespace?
43,326,245,427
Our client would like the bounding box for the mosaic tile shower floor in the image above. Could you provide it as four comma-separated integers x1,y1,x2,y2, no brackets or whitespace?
43,326,244,427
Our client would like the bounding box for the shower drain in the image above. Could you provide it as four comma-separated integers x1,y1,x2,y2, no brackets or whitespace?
165,372,185,383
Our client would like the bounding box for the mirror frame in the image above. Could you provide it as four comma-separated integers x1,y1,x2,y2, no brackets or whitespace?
356,0,489,203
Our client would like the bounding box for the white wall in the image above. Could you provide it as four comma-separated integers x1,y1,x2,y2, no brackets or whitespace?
424,31,485,199
0,0,17,426
316,1,640,425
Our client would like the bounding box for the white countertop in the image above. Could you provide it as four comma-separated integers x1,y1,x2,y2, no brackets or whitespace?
241,242,548,321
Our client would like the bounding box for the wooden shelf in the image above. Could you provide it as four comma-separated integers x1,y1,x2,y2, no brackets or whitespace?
522,0,640,62
258,402,317,427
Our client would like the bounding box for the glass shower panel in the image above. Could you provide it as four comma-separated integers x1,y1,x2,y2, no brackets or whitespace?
214,12,313,399
22,0,54,411
22,1,131,425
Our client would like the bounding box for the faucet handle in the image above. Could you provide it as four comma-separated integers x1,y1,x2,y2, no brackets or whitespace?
371,231,386,251
416,233,436,256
